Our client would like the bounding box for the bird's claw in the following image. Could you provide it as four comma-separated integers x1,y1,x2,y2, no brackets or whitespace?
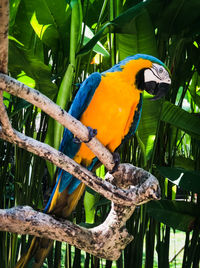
110,152,120,174
73,136,82,144
85,126,97,143
73,127,97,144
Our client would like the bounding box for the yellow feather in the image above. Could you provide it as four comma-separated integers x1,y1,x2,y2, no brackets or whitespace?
76,58,152,161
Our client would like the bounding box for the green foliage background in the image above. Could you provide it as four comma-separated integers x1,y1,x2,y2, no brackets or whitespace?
0,0,200,267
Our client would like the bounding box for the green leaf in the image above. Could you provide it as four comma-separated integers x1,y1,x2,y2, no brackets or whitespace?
152,0,200,35
138,96,163,160
83,165,104,224
117,7,158,59
78,22,112,56
112,2,146,34
161,101,200,138
10,99,31,118
188,72,200,109
3,91,11,108
84,191,100,224
17,71,36,88
70,0,82,65
9,40,58,99
45,118,57,178
146,200,200,232
26,0,70,50
78,1,158,57
10,0,35,48
30,11,59,49
174,156,195,171
83,25,109,57
9,0,21,28
157,166,200,193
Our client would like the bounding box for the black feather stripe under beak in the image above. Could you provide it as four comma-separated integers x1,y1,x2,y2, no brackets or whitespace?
145,81,170,101
144,81,158,95
149,82,170,101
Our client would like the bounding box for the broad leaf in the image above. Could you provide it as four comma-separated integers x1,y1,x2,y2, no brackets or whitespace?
174,156,195,171
157,166,200,193
146,200,200,232
161,101,200,138
9,40,58,99
154,0,200,35
188,72,200,109
78,22,112,56
9,0,21,28
117,7,158,59
83,24,109,57
138,96,162,160
78,1,157,56
10,0,35,48
25,0,70,51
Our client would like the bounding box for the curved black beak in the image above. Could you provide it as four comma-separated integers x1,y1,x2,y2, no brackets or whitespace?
145,82,170,101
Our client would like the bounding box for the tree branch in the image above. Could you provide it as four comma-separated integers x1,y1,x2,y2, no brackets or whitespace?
0,0,13,135
0,73,115,171
0,126,160,206
0,205,133,260
0,163,159,261
0,0,8,74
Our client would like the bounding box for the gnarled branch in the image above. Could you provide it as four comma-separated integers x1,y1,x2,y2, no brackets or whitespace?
0,126,160,206
0,165,158,261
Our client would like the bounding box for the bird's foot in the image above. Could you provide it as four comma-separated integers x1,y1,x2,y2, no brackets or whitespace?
110,152,120,174
85,126,97,143
73,126,97,144
73,136,82,144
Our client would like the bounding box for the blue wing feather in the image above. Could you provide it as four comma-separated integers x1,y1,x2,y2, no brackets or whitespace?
59,72,102,156
44,73,102,211
68,72,102,119
57,73,101,191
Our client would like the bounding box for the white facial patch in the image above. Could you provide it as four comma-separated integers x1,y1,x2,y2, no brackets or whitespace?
144,63,171,84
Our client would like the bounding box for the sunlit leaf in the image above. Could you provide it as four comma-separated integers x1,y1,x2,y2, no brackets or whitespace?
9,40,58,99
83,24,109,57
25,0,70,50
78,22,112,55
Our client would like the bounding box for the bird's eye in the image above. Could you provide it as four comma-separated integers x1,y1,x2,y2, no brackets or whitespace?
159,68,163,73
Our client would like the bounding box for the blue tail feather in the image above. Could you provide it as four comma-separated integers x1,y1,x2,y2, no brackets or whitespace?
59,156,99,193
43,172,60,212
44,157,99,212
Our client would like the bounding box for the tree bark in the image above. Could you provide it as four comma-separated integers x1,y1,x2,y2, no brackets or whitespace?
0,164,159,261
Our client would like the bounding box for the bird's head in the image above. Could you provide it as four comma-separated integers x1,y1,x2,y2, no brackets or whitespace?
104,54,171,100
135,58,171,100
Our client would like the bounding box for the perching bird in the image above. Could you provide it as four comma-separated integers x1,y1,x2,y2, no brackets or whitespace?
16,54,171,267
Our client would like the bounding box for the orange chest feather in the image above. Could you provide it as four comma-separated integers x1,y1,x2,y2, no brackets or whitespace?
76,73,141,163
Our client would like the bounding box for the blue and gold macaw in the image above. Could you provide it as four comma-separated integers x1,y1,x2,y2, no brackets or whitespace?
16,54,171,267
